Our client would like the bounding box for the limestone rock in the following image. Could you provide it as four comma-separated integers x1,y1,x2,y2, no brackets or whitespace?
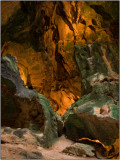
1,2,119,158
13,129,28,138
3,127,13,134
62,70,119,122
1,1,119,114
64,113,119,146
19,151,43,159
1,55,58,148
62,143,95,157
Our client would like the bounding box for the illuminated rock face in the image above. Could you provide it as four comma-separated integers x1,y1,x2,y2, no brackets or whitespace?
1,1,119,115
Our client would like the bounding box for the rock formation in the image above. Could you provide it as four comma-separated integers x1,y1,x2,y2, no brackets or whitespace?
1,54,58,148
1,1,119,115
1,1,119,159
62,143,95,157
64,113,119,146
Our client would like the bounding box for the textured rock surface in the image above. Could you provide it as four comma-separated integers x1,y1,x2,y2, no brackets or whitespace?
77,138,119,159
64,113,119,146
1,1,20,25
55,112,64,137
1,55,58,148
62,143,95,157
1,130,95,159
1,128,43,159
62,71,119,121
1,2,119,159
1,1,119,115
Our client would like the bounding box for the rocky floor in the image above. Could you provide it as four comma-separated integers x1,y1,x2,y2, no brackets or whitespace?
1,128,97,159
37,135,96,159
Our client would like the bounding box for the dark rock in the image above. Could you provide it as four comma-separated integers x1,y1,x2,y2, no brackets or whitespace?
90,5,112,21
13,129,27,138
57,120,64,137
3,127,13,134
88,25,96,32
20,150,43,159
64,113,119,146
92,19,97,26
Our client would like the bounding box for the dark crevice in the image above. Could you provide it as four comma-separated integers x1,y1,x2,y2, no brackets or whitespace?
82,33,87,42
1,140,6,144
78,16,86,25
81,19,86,25
110,21,119,40
70,3,78,23
90,5,112,21
55,47,69,81
2,2,44,52
44,15,50,28
52,23,70,81
50,98,59,111
92,19,97,26
56,2,74,33
52,27,59,43
88,25,96,32
27,74,33,89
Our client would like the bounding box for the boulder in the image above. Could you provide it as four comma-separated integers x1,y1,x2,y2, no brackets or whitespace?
62,143,95,157
77,138,119,159
1,54,58,148
64,113,119,146
13,129,28,138
62,73,119,121
3,127,13,134
20,151,43,159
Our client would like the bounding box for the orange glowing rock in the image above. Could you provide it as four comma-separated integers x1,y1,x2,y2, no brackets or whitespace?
77,138,119,159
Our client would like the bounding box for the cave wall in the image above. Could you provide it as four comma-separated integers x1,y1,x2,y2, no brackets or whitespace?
1,1,119,115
